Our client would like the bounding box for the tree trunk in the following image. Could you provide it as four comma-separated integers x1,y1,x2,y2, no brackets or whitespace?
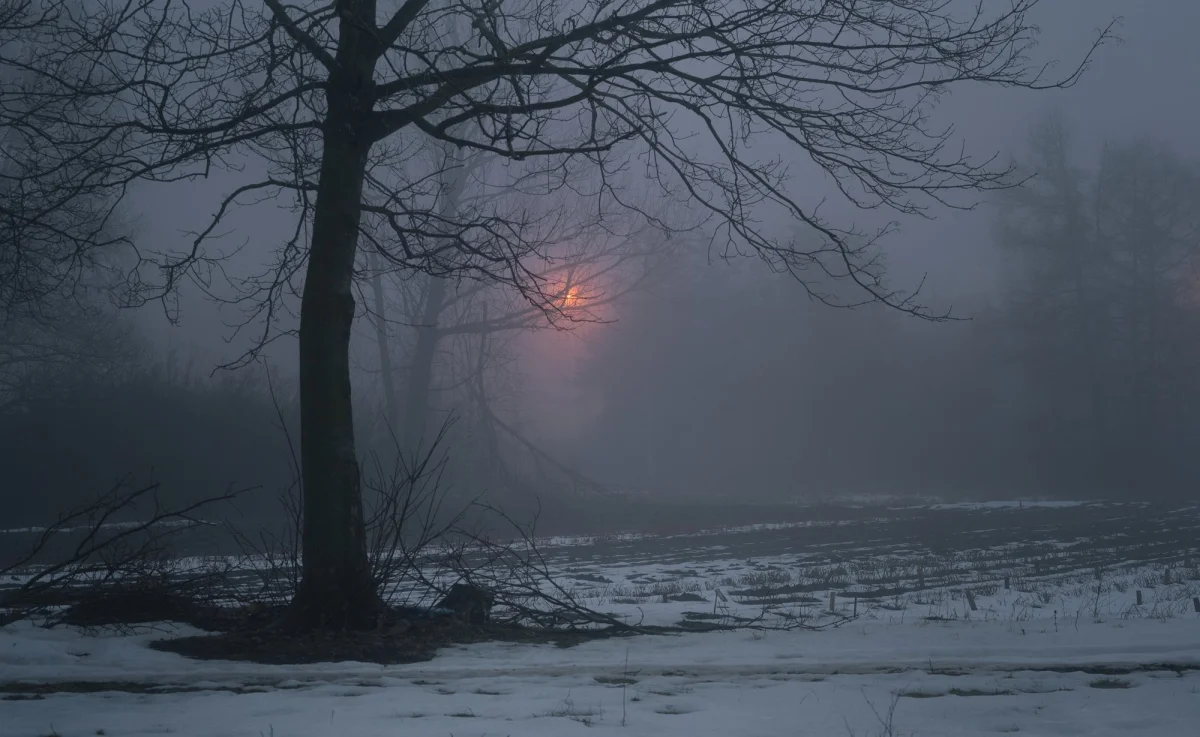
287,65,380,628
368,251,399,433
402,274,447,453
401,155,465,453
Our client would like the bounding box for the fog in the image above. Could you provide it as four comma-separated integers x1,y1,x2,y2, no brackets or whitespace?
8,5,1200,728
4,0,1200,528
511,1,1200,506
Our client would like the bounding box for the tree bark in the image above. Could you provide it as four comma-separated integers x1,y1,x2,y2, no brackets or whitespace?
289,128,379,628
287,15,381,628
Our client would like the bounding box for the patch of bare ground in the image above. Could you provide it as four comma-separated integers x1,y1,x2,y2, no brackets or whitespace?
148,605,638,665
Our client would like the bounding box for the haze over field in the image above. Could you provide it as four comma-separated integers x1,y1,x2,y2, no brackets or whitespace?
9,0,1192,518
5,3,1200,736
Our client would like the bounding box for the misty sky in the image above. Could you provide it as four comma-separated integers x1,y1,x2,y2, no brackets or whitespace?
5,0,1200,515
125,2,1200,369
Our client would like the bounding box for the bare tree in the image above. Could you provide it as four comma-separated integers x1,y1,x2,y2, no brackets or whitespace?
2,1,139,423
1092,139,1200,479
0,0,135,316
996,114,1109,485
999,119,1200,496
10,0,1112,628
355,128,679,507
381,219,671,459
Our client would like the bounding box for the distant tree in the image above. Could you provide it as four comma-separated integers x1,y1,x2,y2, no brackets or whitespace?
998,118,1200,496
10,0,1111,627
995,114,1109,486
1,0,132,315
2,1,139,426
1091,139,1200,487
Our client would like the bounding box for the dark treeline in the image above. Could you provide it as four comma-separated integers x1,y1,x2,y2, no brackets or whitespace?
0,315,298,526
0,281,582,529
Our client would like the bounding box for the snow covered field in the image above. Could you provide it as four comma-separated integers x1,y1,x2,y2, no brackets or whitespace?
3,613,1198,736
3,501,1199,736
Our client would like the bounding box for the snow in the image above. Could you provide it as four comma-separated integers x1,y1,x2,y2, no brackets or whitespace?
4,664,1197,737
4,502,1199,736
2,600,1198,736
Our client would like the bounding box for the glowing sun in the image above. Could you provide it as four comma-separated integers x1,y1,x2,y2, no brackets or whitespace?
561,285,582,308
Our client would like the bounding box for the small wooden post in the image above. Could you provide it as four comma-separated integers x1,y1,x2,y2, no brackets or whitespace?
829,591,836,613
1163,569,1172,585
1192,597,1199,613
1004,576,1010,590
853,594,858,617
966,590,978,611
1136,590,1143,606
